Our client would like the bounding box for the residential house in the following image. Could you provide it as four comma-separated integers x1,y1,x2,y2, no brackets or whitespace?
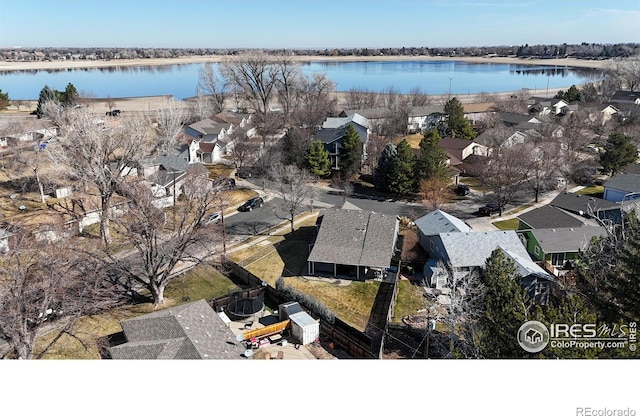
462,102,496,126
517,205,591,231
609,90,640,108
495,112,541,128
339,108,393,132
414,210,471,258
210,111,257,150
314,113,370,170
307,208,400,280
438,137,488,162
518,226,608,275
603,173,640,202
527,97,570,116
150,155,208,202
423,230,551,301
184,118,229,143
108,299,245,359
406,105,446,133
549,191,622,225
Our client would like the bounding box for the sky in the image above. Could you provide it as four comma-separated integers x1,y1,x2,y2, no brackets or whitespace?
0,0,639,49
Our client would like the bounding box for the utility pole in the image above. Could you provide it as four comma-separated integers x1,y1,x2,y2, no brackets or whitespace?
220,207,227,256
448,77,453,99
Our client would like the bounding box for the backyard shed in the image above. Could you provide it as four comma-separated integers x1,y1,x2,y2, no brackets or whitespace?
289,311,320,346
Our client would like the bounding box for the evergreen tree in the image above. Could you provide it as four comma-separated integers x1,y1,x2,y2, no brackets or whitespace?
338,124,362,179
0,89,9,110
387,139,416,195
59,82,78,106
374,142,396,191
304,140,331,177
599,132,638,175
416,129,450,182
36,85,57,119
478,249,532,358
443,97,476,139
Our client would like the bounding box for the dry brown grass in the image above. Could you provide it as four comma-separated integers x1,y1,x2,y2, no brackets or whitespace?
392,133,423,149
282,277,380,331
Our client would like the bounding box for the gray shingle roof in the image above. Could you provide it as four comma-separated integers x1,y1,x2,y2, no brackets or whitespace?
604,173,640,194
439,230,529,269
321,113,369,129
500,247,550,278
109,299,244,360
340,108,392,119
407,105,445,116
518,205,587,229
415,210,470,237
188,119,227,136
530,226,608,254
550,192,619,216
307,209,398,269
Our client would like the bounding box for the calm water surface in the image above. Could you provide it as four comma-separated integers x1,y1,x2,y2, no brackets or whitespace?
1,60,600,100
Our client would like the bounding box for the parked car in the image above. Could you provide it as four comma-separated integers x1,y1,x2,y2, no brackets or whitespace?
479,203,500,216
105,109,121,116
238,197,264,212
227,178,236,189
455,184,470,196
206,212,221,224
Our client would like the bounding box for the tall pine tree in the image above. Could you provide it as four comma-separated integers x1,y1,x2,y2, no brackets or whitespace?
387,139,416,195
443,97,476,139
305,140,331,177
416,129,450,183
339,124,363,179
599,132,638,176
35,85,57,119
479,249,532,358
374,142,397,191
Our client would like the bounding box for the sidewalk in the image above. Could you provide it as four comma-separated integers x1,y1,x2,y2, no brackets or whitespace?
465,185,585,232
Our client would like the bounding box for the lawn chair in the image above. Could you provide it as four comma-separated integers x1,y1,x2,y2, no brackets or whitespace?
276,351,284,360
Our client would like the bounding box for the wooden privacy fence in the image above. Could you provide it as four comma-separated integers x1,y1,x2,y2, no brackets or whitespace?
222,257,377,359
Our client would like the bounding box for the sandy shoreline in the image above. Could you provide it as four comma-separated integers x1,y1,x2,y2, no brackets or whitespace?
0,54,612,72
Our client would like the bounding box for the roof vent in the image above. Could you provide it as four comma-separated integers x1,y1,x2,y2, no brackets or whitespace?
551,229,556,232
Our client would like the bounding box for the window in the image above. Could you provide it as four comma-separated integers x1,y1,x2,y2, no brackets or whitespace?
551,253,565,267
534,246,540,256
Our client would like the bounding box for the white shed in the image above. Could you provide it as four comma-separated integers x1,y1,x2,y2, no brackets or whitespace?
289,311,320,346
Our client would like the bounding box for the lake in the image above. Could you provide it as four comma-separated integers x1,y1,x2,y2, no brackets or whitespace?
1,60,600,100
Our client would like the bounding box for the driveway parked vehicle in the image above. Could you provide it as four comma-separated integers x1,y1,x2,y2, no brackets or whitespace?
206,212,221,224
478,203,500,216
238,197,264,212
455,184,470,196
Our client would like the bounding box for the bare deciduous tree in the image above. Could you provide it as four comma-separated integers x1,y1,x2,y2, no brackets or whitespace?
273,54,302,121
0,230,124,359
46,104,156,246
269,164,317,232
196,62,227,114
418,177,453,211
105,170,223,307
471,145,529,215
219,51,278,117
153,96,188,156
343,87,379,110
290,73,336,132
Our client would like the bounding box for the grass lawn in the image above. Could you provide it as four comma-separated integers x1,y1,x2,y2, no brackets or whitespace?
391,280,428,323
206,164,235,179
392,133,423,149
492,218,520,230
576,185,604,198
35,264,239,359
282,277,380,331
458,176,489,193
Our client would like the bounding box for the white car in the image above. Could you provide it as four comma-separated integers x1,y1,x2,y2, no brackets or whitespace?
207,212,221,224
